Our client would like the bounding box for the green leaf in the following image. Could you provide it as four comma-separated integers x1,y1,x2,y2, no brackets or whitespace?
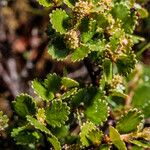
87,129,103,147
87,39,106,52
131,35,145,44
37,0,53,7
11,125,27,138
111,3,137,33
96,13,109,29
123,11,137,34
27,116,61,149
116,109,144,134
103,58,113,81
99,144,111,150
71,88,87,107
109,89,127,99
109,126,127,150
32,74,61,101
27,116,61,150
60,88,78,100
79,122,96,147
71,45,92,62
13,94,36,118
52,125,69,139
26,115,52,135
85,99,109,125
111,3,130,23
81,31,95,43
130,140,150,148
38,0,62,7
50,9,69,34
13,130,41,145
61,77,79,88
32,79,54,101
80,18,96,43
131,145,144,150
48,41,70,61
45,101,70,127
48,135,61,150
0,111,9,131
109,30,125,51
116,53,137,76
11,125,41,145
71,87,98,107
44,73,61,93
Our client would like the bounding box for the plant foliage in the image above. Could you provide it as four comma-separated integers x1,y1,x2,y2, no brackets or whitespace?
6,0,150,149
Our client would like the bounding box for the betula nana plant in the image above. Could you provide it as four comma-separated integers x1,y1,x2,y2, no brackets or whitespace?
1,0,150,149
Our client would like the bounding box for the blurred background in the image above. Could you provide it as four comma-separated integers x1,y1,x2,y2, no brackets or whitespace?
0,0,150,149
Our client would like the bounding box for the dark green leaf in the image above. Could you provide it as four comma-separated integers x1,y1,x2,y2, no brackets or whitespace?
48,135,61,150
71,45,92,62
79,122,96,147
44,73,61,93
32,79,54,101
37,0,53,7
45,101,70,127
13,94,36,118
116,109,144,134
50,9,69,34
61,77,79,88
109,126,127,150
27,115,52,135
130,140,150,148
85,99,109,125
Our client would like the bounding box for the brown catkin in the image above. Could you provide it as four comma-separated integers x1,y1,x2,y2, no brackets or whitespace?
73,0,93,20
64,29,80,50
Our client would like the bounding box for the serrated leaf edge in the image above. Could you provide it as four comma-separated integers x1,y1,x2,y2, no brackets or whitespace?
116,108,144,133
49,8,68,35
59,88,78,100
31,79,46,101
46,100,70,127
112,2,138,33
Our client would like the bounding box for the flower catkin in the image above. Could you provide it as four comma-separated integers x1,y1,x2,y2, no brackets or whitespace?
64,29,80,50
73,0,93,20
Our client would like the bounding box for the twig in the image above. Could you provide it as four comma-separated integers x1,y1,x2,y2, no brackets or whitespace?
0,62,19,97
137,42,150,58
84,58,98,86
